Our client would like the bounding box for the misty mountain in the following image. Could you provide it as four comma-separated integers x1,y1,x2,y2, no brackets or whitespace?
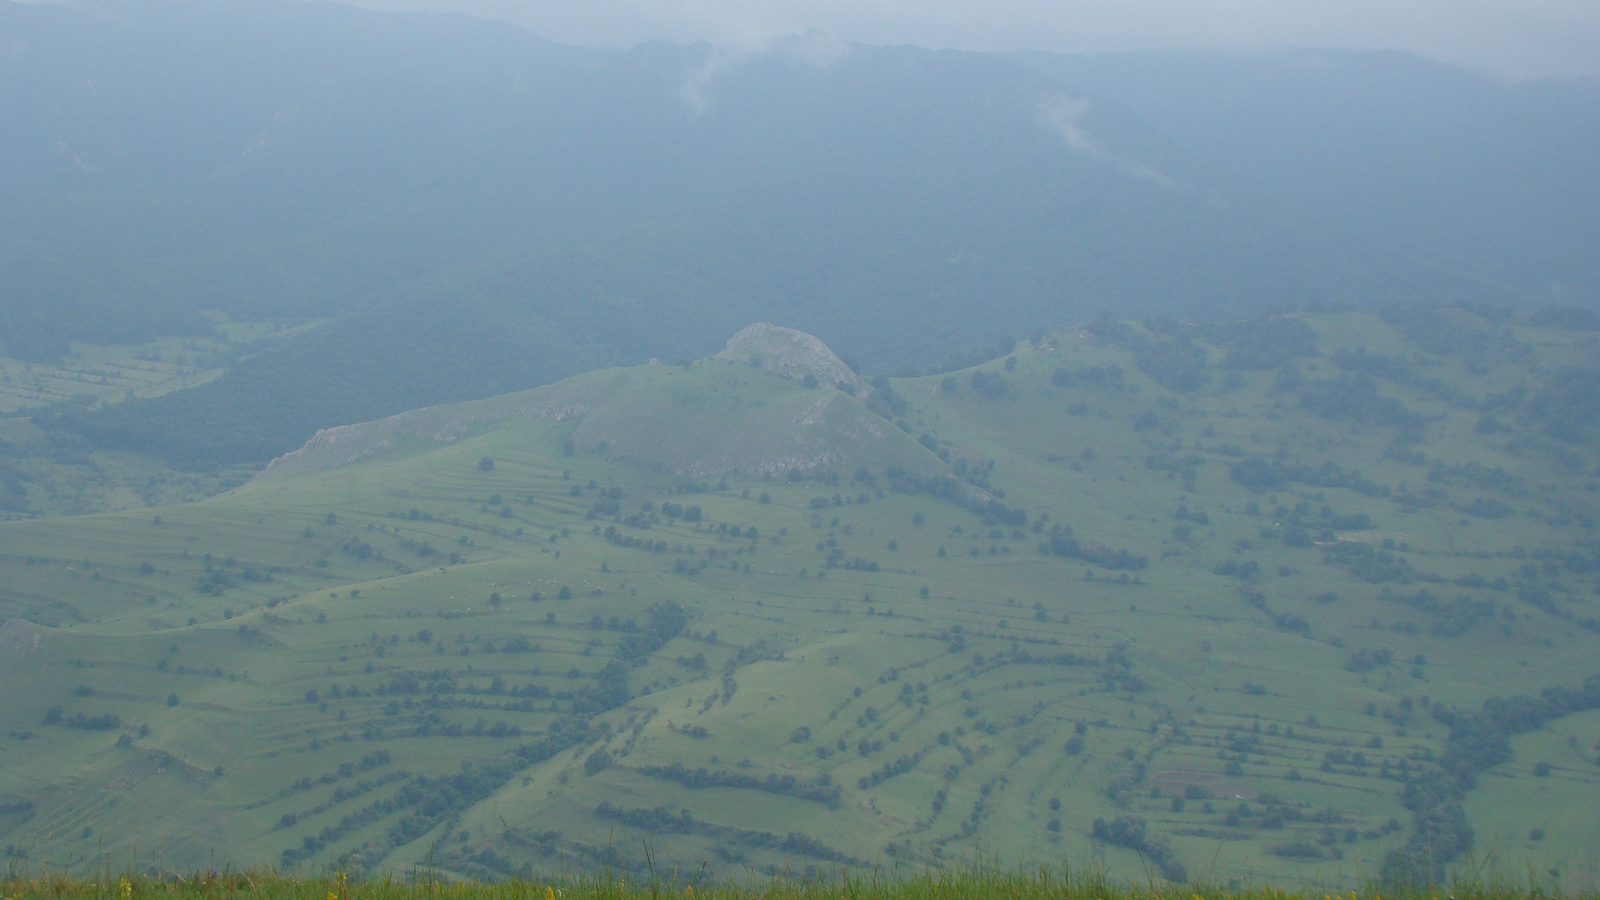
3,0,1517,467
1011,47,1600,304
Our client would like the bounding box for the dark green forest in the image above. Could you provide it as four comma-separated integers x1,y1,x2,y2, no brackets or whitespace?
11,0,1596,470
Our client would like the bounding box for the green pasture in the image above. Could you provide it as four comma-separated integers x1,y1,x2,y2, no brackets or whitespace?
0,316,322,415
1,312,1597,888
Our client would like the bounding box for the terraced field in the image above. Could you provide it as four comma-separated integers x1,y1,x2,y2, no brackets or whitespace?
0,317,323,517
0,310,1596,890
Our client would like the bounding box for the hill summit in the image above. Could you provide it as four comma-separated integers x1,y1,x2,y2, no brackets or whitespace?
716,324,868,395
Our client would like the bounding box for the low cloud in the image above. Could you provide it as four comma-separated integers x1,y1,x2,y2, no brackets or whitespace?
1036,95,1172,186
677,30,850,116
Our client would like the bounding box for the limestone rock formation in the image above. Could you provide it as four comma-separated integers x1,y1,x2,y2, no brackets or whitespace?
716,324,867,395
0,619,42,655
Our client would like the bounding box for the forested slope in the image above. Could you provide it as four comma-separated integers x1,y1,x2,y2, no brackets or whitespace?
5,0,1517,468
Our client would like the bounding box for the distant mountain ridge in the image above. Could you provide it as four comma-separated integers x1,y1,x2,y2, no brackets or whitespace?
1010,47,1600,303
8,0,1585,470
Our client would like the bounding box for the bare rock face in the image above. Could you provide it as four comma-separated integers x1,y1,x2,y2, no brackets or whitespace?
716,324,867,394
0,618,42,655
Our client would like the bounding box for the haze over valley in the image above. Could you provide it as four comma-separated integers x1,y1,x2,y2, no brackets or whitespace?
1,0,1598,889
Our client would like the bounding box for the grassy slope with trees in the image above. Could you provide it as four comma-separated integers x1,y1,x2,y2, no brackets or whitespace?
1,309,1598,889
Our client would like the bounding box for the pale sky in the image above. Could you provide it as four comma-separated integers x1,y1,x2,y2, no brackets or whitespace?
338,0,1600,80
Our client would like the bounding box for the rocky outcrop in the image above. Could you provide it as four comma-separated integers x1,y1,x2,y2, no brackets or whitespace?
0,619,42,655
716,324,867,395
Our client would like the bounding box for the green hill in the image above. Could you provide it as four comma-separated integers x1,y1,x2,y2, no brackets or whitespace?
1,313,1598,888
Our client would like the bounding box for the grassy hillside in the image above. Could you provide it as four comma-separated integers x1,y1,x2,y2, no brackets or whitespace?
1,312,1598,889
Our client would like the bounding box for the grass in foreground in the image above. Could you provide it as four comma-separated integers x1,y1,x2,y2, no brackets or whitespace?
1,866,1596,900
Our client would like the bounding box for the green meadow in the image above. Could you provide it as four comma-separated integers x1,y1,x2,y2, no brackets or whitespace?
1,310,1597,890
